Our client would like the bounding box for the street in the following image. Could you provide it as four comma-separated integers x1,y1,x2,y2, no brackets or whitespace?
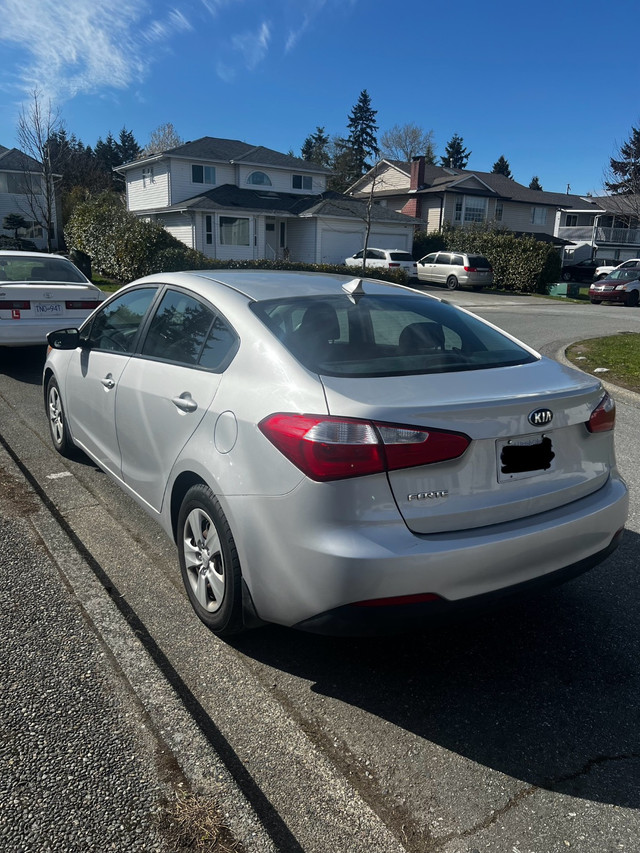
1,289,639,853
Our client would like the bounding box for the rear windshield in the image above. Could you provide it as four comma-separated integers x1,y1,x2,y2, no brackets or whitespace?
389,252,414,261
467,255,491,268
251,293,536,377
0,255,88,284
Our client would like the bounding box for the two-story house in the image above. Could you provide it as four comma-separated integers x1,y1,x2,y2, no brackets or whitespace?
0,145,58,250
116,137,418,265
348,157,608,258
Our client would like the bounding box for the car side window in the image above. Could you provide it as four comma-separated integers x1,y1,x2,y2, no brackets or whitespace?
353,251,363,259
451,255,464,266
436,253,451,265
84,288,157,353
198,315,237,370
421,253,437,264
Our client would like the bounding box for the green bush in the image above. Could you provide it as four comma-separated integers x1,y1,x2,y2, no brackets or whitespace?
65,193,409,286
412,229,446,260
412,223,561,293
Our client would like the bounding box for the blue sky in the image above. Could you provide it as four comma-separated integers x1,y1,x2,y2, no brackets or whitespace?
0,0,637,195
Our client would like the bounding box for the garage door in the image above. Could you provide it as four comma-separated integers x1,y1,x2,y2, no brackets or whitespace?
369,231,409,251
320,230,364,265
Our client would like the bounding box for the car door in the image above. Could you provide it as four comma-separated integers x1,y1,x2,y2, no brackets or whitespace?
416,252,437,282
434,252,452,284
114,287,238,512
64,287,159,479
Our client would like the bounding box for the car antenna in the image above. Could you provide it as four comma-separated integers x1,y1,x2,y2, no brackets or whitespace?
342,278,366,304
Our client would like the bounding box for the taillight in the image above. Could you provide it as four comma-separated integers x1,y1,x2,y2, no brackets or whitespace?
259,414,470,481
0,300,30,309
65,300,100,309
463,266,476,272
388,262,400,267
587,392,615,433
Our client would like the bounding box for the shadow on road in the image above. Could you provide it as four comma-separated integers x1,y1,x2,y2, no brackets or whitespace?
0,345,47,385
232,535,640,808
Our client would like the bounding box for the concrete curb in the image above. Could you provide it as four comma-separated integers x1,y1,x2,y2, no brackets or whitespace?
555,344,640,406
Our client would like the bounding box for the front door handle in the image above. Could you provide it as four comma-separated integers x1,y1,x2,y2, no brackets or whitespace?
101,375,115,389
172,393,198,413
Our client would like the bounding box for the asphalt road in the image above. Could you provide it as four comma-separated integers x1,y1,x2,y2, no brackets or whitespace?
1,288,639,853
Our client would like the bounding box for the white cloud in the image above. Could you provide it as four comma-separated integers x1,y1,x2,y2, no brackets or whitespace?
0,0,192,101
230,21,272,71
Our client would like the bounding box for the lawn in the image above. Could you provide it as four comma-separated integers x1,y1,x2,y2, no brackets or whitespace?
566,333,640,393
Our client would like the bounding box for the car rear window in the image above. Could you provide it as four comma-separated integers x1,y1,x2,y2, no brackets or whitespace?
467,255,491,268
251,293,536,377
389,252,413,261
0,255,88,283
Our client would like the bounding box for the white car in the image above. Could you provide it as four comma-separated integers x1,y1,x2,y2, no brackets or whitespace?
0,251,104,347
345,248,417,278
44,270,628,637
594,258,640,280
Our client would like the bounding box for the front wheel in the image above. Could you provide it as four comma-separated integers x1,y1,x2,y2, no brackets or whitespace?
590,299,602,305
446,275,459,290
626,290,640,307
46,376,75,457
561,270,573,281
177,484,245,636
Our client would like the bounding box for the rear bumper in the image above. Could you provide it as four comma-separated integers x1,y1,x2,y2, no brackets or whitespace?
0,319,59,346
294,528,624,635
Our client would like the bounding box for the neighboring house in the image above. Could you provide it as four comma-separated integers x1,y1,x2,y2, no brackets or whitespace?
0,144,58,250
348,157,609,258
558,194,640,265
116,138,418,264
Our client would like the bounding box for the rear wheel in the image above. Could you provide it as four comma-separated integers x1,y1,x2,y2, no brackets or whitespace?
46,376,75,457
446,275,459,290
177,484,245,636
562,270,573,281
590,299,602,305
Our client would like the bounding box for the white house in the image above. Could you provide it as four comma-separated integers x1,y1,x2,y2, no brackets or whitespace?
116,137,418,264
0,145,58,250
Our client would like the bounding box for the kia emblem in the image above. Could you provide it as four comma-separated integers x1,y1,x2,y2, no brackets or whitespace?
528,408,553,426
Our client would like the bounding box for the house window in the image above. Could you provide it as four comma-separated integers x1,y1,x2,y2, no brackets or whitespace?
0,173,35,194
142,167,154,188
455,195,487,223
565,214,578,227
247,171,272,186
531,206,547,225
219,216,250,246
292,175,312,190
192,164,216,185
205,215,213,245
495,201,503,222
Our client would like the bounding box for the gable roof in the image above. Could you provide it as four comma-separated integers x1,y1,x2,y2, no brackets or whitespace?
138,184,419,224
0,146,42,172
118,136,331,174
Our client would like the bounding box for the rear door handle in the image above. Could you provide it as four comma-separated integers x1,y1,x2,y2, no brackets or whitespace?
101,375,115,389
172,393,198,413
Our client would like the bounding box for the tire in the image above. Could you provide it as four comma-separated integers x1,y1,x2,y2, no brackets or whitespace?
626,290,640,307
46,376,76,458
561,270,573,281
177,484,245,636
446,275,459,290
590,300,602,305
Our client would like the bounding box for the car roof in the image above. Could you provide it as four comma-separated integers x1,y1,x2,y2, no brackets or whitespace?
134,269,429,303
0,250,72,260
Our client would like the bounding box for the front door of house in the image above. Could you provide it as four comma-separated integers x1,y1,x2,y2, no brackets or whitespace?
265,218,287,260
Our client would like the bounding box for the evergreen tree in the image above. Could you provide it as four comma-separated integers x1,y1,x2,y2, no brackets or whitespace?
529,175,543,191
605,125,640,195
94,133,121,173
117,127,142,164
491,155,512,178
301,126,330,167
345,90,379,178
327,137,358,193
440,134,471,169
2,212,28,241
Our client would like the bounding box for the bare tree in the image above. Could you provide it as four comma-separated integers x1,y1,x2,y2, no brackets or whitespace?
380,123,436,163
16,90,62,252
143,122,184,156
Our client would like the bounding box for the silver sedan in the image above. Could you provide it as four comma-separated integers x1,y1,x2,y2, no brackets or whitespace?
43,271,628,636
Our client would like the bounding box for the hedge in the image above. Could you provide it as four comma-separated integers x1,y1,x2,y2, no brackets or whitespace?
412,223,562,293
64,192,408,286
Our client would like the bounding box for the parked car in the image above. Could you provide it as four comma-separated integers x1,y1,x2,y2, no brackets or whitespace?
44,271,627,636
345,248,417,278
416,251,493,289
0,251,104,347
589,266,640,305
594,258,640,280
560,258,609,282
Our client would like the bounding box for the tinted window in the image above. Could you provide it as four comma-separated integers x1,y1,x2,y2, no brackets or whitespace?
199,315,237,370
142,290,214,365
389,253,413,261
353,251,364,259
420,254,437,264
451,255,464,266
467,255,492,269
0,255,87,283
435,253,452,265
366,250,385,260
252,294,536,377
85,288,156,353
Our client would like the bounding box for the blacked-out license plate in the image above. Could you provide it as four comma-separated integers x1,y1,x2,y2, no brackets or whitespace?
497,434,555,482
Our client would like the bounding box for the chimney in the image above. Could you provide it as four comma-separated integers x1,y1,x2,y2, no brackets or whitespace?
410,155,425,190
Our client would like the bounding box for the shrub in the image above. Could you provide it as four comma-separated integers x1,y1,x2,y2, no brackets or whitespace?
412,229,446,260
413,223,561,293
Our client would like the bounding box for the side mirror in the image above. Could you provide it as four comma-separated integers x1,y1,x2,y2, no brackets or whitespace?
47,328,80,350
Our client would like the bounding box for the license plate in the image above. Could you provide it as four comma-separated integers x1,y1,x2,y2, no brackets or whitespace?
34,302,63,315
497,433,555,482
